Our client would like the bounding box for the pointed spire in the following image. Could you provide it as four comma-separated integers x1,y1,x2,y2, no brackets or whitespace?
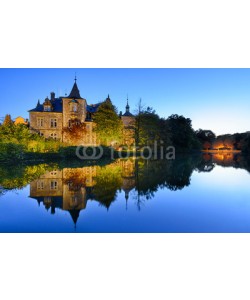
69,210,80,225
126,96,130,113
125,191,129,210
74,73,77,83
122,96,134,117
106,94,111,102
68,78,82,99
37,99,40,107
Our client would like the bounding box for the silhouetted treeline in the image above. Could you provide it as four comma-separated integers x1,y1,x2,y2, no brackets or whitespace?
135,109,201,152
195,129,250,153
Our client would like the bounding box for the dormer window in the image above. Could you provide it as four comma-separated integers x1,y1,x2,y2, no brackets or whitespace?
44,105,51,112
43,97,52,112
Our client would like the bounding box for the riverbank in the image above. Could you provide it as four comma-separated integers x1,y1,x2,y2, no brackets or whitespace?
202,150,241,154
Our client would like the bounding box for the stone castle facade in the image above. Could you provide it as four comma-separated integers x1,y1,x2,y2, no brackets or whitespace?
29,79,135,146
29,160,136,225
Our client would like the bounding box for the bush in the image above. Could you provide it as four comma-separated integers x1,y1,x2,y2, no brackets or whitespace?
0,143,25,161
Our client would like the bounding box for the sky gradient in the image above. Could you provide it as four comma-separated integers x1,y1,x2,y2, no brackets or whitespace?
0,68,250,135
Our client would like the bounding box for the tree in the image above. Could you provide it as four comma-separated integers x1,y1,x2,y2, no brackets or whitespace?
92,97,123,146
135,106,161,147
3,114,12,126
62,119,87,145
196,129,216,150
166,114,201,151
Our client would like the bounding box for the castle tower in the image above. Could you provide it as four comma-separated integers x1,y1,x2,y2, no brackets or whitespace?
121,97,135,146
61,78,87,140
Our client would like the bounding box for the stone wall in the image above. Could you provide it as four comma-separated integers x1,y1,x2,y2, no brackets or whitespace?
29,111,63,140
62,97,87,128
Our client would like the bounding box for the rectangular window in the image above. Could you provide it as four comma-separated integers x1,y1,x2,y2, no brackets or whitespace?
50,118,57,128
37,180,44,190
73,104,77,112
37,117,44,127
50,181,58,190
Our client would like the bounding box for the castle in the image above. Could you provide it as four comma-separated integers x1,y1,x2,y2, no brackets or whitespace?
29,160,136,226
29,78,135,146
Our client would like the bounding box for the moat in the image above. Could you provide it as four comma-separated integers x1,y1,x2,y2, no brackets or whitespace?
1,153,250,233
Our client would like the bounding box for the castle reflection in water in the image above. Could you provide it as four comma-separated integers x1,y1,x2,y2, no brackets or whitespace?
28,153,250,225
29,160,136,225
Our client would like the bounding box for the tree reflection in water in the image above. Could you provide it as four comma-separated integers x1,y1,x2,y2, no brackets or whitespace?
1,153,250,225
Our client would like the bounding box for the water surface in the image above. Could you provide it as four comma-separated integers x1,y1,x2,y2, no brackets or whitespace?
1,153,250,232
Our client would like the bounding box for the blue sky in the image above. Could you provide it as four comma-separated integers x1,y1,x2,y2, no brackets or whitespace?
0,68,250,135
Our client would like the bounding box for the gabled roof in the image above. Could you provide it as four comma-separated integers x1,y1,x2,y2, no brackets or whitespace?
68,82,82,99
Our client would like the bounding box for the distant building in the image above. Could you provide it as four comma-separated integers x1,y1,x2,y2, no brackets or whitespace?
14,116,28,125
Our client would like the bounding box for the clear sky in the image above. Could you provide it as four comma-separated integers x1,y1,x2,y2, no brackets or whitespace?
0,68,250,135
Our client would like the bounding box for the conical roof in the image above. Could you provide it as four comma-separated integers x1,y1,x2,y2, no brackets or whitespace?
68,209,80,225
68,82,82,99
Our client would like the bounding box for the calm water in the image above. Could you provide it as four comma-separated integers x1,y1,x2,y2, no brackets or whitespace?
1,153,250,232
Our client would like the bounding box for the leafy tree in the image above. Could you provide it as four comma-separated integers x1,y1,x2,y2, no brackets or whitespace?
166,114,201,151
92,97,123,146
196,129,216,150
92,163,123,208
3,114,12,126
62,120,87,145
135,106,161,147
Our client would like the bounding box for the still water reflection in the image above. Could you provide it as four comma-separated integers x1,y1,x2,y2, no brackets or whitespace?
1,153,250,232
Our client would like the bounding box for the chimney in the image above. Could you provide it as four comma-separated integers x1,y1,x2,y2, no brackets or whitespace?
50,92,55,101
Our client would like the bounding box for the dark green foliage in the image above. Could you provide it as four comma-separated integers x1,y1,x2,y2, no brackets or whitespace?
165,114,201,151
0,143,25,161
135,107,161,147
196,129,216,150
0,123,62,158
134,109,201,152
92,98,123,146
0,163,56,190
212,132,250,152
92,164,123,209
